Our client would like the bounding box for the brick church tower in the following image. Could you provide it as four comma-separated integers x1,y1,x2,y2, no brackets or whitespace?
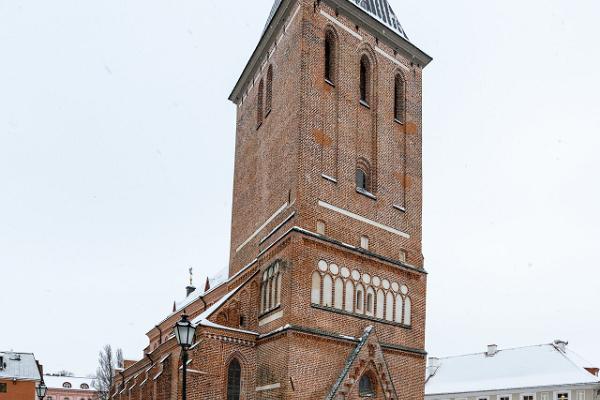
110,1,431,399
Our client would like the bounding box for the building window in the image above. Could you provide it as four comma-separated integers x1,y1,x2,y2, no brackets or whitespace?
394,73,405,123
359,55,371,105
316,220,326,235
257,79,264,128
499,396,511,400
266,65,273,115
522,395,535,400
311,271,321,305
227,359,242,400
63,382,72,388
324,30,336,84
557,394,570,400
80,383,90,390
322,274,333,307
399,249,407,263
359,374,375,397
0,383,6,393
260,262,282,314
366,287,375,316
356,168,368,191
360,236,369,250
577,392,585,400
356,284,365,314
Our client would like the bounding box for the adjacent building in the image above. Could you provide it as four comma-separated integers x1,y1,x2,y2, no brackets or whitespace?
44,375,98,400
111,0,431,398
426,342,600,400
0,351,43,400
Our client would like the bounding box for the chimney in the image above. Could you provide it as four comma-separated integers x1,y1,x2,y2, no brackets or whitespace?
186,285,196,297
487,344,498,357
427,357,441,378
553,340,568,352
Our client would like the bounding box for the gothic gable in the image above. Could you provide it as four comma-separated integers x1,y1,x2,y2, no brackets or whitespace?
327,326,398,400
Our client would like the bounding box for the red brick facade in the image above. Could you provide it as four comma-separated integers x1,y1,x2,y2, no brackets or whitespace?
111,0,431,399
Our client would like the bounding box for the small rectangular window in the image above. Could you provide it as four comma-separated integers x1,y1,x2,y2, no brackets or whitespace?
577,392,585,400
558,393,569,400
499,396,511,400
0,383,6,393
360,236,369,250
317,220,326,235
523,395,535,400
399,249,407,263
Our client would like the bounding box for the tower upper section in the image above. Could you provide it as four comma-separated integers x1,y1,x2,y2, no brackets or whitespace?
227,0,431,276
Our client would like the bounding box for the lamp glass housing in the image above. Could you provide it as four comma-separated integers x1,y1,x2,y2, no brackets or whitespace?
174,314,196,349
36,382,48,398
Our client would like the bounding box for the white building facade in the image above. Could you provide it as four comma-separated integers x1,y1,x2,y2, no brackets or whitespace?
426,341,600,400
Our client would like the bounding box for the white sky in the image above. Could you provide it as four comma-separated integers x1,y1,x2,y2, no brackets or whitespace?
1,0,599,376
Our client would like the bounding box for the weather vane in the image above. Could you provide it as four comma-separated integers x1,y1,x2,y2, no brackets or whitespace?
188,267,193,286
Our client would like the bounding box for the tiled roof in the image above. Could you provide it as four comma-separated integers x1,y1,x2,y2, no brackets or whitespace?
426,343,600,395
0,351,41,381
265,0,408,40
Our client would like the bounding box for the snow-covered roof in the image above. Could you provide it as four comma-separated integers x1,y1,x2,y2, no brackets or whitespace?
190,284,258,336
173,267,229,312
0,352,41,381
265,0,408,40
44,375,97,391
426,343,600,396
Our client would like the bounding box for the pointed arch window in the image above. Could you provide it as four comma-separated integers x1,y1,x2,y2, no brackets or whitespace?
311,272,321,305
359,373,376,397
403,296,412,326
325,30,336,84
394,73,405,123
266,65,273,115
359,55,371,105
260,262,282,314
356,158,372,193
257,79,264,128
226,359,241,400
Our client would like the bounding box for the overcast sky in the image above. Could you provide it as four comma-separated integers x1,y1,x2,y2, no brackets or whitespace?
1,0,599,376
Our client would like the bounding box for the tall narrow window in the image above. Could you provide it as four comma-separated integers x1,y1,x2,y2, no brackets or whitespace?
345,281,354,313
385,292,394,321
376,289,384,319
227,359,242,400
311,272,321,305
260,262,281,314
359,56,370,104
257,79,264,127
356,284,365,314
324,31,336,84
356,168,368,191
323,274,333,307
394,74,405,123
395,295,403,323
366,287,375,316
334,278,344,309
266,65,273,115
403,296,412,326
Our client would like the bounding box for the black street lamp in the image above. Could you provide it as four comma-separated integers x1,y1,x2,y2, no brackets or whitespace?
174,314,196,400
36,381,48,400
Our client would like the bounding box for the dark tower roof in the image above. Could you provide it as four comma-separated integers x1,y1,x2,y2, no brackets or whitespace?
265,0,408,40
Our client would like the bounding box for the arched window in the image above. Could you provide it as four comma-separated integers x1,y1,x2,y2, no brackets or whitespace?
311,272,321,305
394,73,405,123
355,284,365,314
63,382,72,389
334,278,344,309
80,383,89,390
359,374,376,397
257,79,264,127
359,55,371,104
324,30,336,84
366,287,375,316
260,262,282,313
266,65,273,115
404,296,412,326
376,289,385,319
345,280,354,313
395,295,403,323
227,359,242,400
386,292,394,321
356,168,368,191
323,274,333,307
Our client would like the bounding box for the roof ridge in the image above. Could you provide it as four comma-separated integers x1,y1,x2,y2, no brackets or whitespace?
435,343,558,360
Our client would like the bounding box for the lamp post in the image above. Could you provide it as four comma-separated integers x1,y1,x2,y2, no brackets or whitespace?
36,382,47,400
174,314,196,400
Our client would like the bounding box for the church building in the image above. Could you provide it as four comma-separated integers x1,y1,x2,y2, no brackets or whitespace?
111,0,431,398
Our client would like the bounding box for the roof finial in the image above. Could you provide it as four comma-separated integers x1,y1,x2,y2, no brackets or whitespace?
188,267,193,286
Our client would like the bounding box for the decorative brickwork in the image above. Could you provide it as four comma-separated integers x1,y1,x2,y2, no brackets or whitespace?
111,0,431,399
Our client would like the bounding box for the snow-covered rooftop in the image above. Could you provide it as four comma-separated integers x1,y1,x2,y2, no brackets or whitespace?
0,351,40,381
173,267,228,312
265,0,409,40
426,343,600,396
44,375,97,391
